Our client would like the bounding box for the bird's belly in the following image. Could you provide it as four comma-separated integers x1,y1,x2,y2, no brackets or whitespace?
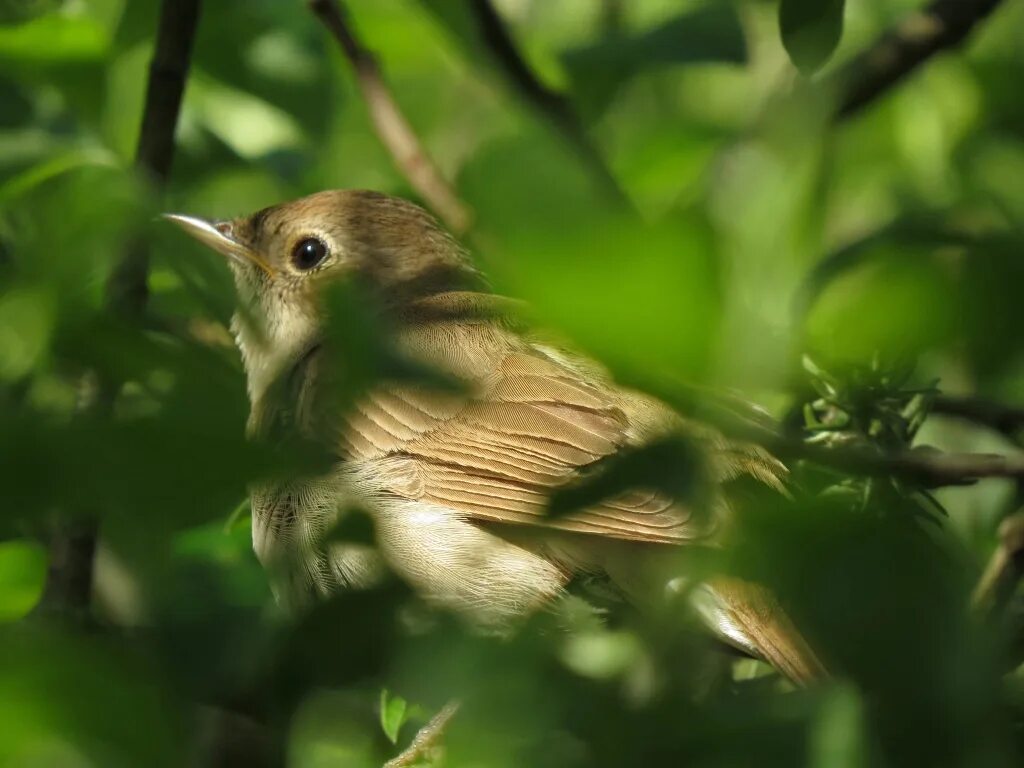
250,465,569,624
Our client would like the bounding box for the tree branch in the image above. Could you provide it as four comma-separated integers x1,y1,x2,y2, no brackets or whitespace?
835,0,1006,120
467,0,628,206
655,384,1024,488
37,0,200,623
308,0,473,235
776,439,1024,487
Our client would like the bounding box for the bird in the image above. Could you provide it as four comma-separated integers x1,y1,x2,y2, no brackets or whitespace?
165,189,825,684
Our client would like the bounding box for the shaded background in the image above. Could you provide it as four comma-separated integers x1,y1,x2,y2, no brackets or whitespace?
1,0,1023,765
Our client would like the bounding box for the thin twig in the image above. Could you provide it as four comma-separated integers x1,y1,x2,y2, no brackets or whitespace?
384,701,460,768
835,0,1006,120
971,512,1024,618
467,0,628,206
308,0,472,235
36,0,201,622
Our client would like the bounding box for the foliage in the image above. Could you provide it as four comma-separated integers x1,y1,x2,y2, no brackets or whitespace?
1,0,1023,766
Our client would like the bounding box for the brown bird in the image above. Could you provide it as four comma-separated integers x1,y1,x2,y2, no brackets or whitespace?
165,189,825,684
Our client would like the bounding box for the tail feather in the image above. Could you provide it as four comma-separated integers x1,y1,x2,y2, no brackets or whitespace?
694,578,827,685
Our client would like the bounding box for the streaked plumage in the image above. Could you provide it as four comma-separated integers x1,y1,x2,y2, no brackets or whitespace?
167,189,825,683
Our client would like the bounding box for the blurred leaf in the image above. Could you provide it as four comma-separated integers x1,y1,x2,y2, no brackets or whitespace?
0,0,62,26
562,4,747,118
0,628,184,767
809,684,869,768
804,245,956,368
462,131,721,383
779,0,845,75
0,539,46,621
730,496,1008,767
0,148,118,207
379,688,408,744
0,284,54,380
0,10,107,66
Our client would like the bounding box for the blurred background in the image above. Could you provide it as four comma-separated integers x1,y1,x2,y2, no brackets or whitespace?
1,0,1023,765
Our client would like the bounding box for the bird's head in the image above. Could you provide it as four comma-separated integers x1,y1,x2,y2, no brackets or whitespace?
165,189,478,403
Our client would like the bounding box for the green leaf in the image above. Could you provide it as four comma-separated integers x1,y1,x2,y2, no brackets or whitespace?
379,688,408,744
779,0,845,74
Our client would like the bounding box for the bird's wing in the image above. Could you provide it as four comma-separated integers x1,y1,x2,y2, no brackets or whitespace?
336,292,781,544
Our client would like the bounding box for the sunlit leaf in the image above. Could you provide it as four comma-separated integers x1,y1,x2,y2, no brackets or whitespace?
0,11,107,66
379,688,408,744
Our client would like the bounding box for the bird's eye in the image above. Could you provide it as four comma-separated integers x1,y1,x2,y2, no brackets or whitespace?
291,237,328,270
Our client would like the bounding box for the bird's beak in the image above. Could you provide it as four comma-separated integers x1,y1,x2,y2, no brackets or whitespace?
162,213,275,276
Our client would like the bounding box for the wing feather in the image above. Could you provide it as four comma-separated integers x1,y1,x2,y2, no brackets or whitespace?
335,292,779,544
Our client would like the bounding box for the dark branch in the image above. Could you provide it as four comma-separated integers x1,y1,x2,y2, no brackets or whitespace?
932,395,1024,441
35,522,98,621
308,0,472,235
835,0,1006,120
467,0,628,206
134,0,203,186
37,0,201,623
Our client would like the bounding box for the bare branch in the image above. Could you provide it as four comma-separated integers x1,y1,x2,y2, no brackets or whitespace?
971,512,1024,618
467,0,628,206
37,0,201,623
835,0,1006,120
308,0,473,235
